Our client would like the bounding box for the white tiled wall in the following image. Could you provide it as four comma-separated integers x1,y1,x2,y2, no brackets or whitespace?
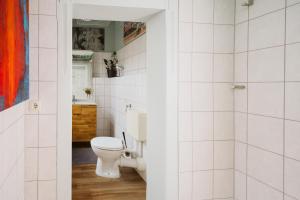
178,0,235,199
0,104,25,200
111,35,147,179
234,1,300,200
92,52,112,136
25,0,58,199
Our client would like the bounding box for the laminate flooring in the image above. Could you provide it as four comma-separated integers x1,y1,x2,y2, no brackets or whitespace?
72,164,146,200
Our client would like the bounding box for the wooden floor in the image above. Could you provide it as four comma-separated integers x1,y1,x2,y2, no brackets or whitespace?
72,164,146,200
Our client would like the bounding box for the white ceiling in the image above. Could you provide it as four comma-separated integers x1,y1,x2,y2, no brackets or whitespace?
72,4,162,22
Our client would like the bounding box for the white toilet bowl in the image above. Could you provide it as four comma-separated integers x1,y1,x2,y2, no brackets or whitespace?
91,137,124,178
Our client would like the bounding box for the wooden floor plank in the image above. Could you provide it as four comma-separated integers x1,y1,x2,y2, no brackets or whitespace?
72,164,146,200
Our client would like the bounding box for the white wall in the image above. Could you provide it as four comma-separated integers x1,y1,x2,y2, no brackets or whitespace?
177,0,235,199
234,1,300,200
25,0,58,199
92,52,112,136
111,35,147,179
0,103,25,200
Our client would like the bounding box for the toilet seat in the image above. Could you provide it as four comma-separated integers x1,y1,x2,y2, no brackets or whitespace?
91,137,123,151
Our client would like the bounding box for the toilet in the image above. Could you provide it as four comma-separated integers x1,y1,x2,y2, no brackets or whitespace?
91,137,124,178
91,109,147,178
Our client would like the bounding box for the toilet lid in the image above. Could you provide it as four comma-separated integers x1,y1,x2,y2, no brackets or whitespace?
91,137,123,150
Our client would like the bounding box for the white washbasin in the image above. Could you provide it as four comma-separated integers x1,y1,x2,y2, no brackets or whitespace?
72,99,96,105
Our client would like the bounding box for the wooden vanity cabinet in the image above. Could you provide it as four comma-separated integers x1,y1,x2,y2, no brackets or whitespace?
72,104,96,142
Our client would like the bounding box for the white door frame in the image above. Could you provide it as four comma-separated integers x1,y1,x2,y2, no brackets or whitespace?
57,1,178,200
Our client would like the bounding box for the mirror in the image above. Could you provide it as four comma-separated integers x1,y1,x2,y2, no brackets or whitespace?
72,50,94,101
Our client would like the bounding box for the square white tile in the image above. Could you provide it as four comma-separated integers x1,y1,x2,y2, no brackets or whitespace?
214,0,235,25
214,112,234,140
38,180,56,200
214,141,234,169
39,15,57,48
193,141,213,170
179,82,192,111
191,83,213,111
30,48,38,81
213,83,233,111
179,53,192,82
38,147,56,180
235,142,247,173
285,83,300,121
234,52,248,82
248,46,285,82
285,120,300,161
39,115,57,147
179,23,193,52
191,53,213,82
248,83,284,118
179,142,193,172
235,112,247,143
25,181,37,200
249,10,285,50
179,172,192,200
213,170,234,198
285,158,300,199
29,15,38,48
24,115,38,147
214,25,234,53
286,4,300,44
192,112,213,141
247,146,283,190
193,0,214,23
39,48,57,81
178,112,193,141
235,22,248,53
24,148,38,181
39,82,57,114
248,114,284,154
286,43,300,81
179,0,193,22
193,24,213,53
213,54,234,82
192,171,213,200
39,0,57,15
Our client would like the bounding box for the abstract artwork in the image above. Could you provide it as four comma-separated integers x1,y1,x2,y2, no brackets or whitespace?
73,27,105,51
124,22,146,45
0,0,29,111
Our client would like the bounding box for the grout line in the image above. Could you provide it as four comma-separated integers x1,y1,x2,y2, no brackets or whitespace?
244,3,250,200
233,0,237,198
283,0,288,198
176,0,180,199
190,0,194,198
37,5,40,198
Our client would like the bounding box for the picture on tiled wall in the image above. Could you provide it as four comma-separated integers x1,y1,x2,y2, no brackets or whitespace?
124,22,146,44
0,0,29,112
73,27,105,51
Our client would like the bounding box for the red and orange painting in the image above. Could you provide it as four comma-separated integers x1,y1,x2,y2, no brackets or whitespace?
0,0,29,111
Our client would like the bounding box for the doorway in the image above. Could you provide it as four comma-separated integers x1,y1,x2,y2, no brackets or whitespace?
57,2,178,200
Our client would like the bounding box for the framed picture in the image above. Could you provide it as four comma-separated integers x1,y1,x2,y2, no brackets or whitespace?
124,22,146,45
0,0,29,111
73,27,105,51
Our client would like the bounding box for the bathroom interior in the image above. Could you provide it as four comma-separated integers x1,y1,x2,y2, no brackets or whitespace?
0,0,300,200
71,19,147,199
